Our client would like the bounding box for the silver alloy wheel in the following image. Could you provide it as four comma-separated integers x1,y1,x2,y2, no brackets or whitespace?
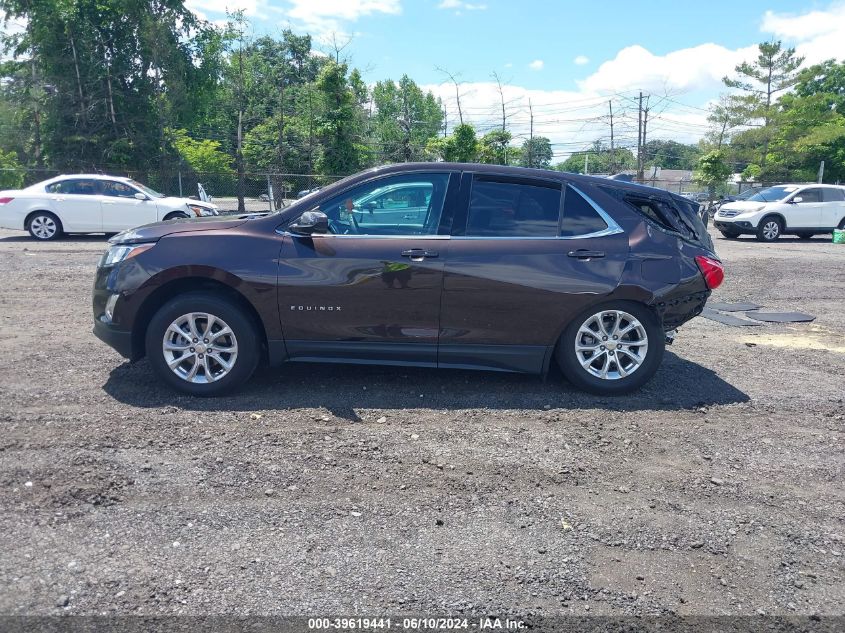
30,215,57,239
162,312,238,384
574,309,649,380
762,220,780,240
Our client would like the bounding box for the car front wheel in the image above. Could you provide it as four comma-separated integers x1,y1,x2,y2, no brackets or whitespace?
556,302,665,395
757,217,782,242
27,212,63,241
719,229,740,239
145,293,260,396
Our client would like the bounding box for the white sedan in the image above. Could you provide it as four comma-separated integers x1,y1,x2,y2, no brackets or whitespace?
0,174,219,240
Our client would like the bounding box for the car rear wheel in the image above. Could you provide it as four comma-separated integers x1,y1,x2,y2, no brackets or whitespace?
27,212,63,241
145,293,260,396
556,302,665,395
756,216,782,242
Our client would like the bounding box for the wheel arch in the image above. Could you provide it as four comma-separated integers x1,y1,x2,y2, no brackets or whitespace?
758,212,786,229
24,209,62,230
542,287,658,376
130,275,268,362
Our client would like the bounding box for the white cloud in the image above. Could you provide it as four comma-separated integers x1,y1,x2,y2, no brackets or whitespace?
438,0,488,11
761,3,845,64
574,55,589,66
504,62,513,68
578,43,756,94
528,59,544,71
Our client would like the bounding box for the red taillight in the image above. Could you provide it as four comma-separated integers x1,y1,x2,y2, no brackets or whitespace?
0,197,14,205
695,255,724,290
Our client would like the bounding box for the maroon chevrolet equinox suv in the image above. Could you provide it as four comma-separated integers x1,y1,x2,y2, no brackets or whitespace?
93,163,723,396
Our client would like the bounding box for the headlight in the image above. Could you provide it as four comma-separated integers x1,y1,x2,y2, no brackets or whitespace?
740,206,765,214
99,242,155,267
187,204,216,217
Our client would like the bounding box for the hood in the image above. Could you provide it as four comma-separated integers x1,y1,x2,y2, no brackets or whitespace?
719,200,768,212
109,215,249,245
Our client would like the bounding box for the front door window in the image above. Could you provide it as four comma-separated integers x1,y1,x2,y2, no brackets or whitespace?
315,174,450,236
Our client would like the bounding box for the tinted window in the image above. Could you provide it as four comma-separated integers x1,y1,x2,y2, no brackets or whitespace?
45,179,101,195
103,181,138,198
317,173,449,236
561,185,608,236
822,188,845,202
797,188,823,203
466,179,561,237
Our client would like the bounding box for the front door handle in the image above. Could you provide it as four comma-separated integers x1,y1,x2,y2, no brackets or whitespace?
401,249,438,261
568,249,605,259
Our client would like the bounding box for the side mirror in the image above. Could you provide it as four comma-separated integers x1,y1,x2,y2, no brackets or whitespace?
363,201,378,213
134,192,148,201
289,210,329,235
791,196,803,204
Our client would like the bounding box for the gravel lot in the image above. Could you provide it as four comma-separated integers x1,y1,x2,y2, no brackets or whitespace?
0,226,843,618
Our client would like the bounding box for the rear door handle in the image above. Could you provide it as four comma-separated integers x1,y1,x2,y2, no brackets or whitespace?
568,249,605,259
401,249,438,261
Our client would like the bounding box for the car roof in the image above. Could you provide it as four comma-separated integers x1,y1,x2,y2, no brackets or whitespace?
359,162,684,199
50,174,131,181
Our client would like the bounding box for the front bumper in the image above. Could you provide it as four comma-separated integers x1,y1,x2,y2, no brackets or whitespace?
93,319,134,359
714,219,755,233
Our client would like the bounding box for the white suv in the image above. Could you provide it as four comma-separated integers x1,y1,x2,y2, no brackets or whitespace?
0,174,219,241
713,184,845,241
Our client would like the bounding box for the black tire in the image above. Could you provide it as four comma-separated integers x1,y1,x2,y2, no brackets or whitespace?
27,211,63,241
719,229,740,239
556,301,665,395
756,216,783,242
797,232,814,240
163,212,190,221
145,292,260,396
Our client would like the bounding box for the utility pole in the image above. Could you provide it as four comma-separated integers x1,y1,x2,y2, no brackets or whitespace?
608,100,615,174
443,106,448,137
584,152,589,175
818,161,825,183
528,98,534,168
636,91,643,181
642,102,650,178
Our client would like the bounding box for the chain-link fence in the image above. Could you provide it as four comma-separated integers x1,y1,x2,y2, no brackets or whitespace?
0,168,345,214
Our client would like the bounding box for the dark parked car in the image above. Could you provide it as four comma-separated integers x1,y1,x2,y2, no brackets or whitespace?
93,163,723,396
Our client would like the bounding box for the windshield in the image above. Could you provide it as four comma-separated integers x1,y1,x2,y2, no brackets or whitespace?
128,179,165,198
747,185,797,202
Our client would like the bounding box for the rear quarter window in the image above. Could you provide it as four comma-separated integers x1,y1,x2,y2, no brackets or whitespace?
561,185,608,236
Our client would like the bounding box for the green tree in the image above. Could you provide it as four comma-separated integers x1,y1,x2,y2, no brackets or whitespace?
372,75,443,163
520,136,553,168
314,60,365,175
643,140,701,170
478,129,512,165
0,148,23,188
722,41,805,167
426,123,478,162
695,150,732,198
555,142,635,174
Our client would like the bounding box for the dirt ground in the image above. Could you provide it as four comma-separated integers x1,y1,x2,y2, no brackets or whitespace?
0,226,843,618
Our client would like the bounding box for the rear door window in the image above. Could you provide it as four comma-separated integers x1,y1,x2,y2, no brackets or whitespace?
561,185,608,237
822,188,845,202
46,179,101,195
466,178,561,237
